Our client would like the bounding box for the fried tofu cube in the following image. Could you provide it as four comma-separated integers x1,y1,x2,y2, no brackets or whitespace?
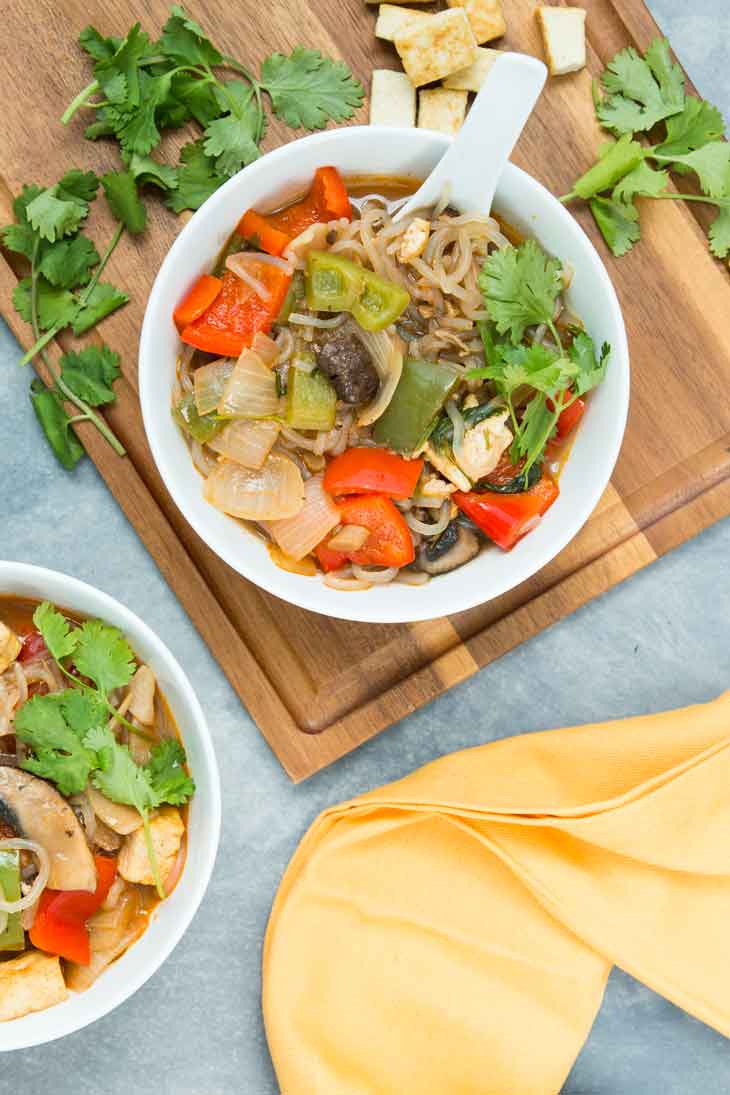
397,217,431,261
443,46,500,91
446,0,506,44
0,952,68,1021
375,4,432,41
370,69,417,127
536,6,587,76
418,88,468,136
0,621,21,674
118,806,184,887
366,0,432,4
395,8,478,88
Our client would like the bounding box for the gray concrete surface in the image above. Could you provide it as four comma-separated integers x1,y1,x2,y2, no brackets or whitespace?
1,2,728,1090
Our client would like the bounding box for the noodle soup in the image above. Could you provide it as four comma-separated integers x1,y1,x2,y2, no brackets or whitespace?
0,597,194,1022
171,167,610,591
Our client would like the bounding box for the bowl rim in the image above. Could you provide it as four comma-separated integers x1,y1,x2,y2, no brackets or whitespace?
0,561,222,1050
140,125,630,625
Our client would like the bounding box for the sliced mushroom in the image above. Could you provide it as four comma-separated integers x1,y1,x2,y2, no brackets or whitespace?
86,784,142,836
417,522,479,575
128,666,156,725
315,332,380,404
0,767,96,891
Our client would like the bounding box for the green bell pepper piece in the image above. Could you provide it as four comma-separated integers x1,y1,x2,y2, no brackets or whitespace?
0,850,24,952
287,367,337,431
212,231,246,277
351,269,410,332
277,270,305,324
373,358,460,454
305,252,410,332
305,252,362,313
172,393,224,444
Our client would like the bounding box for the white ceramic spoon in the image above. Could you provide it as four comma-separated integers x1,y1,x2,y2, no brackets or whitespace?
393,52,547,222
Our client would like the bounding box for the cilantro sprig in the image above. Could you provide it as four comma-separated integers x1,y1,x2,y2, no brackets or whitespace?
1,167,147,468
61,6,364,213
13,602,195,898
562,38,730,261
469,241,610,473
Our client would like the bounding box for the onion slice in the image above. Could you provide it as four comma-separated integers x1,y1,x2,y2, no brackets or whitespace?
251,332,280,368
219,350,280,419
356,330,404,427
204,453,304,521
194,358,233,416
267,474,340,561
208,419,280,469
0,838,50,913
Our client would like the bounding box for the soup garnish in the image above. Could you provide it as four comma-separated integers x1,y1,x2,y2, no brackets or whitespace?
0,598,195,1022
172,166,610,588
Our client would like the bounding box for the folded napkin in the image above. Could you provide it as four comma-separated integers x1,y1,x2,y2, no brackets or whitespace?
263,695,730,1094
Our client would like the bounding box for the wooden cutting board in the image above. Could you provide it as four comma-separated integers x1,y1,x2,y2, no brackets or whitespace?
1,0,728,781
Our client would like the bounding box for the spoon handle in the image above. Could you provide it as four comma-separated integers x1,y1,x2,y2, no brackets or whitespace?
394,52,547,221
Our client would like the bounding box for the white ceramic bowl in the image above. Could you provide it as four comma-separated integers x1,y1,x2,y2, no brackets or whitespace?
0,562,221,1050
140,126,629,624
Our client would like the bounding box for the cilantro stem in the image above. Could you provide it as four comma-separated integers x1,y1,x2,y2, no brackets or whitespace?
27,238,126,458
648,191,730,207
141,811,166,899
547,319,564,352
61,80,100,124
55,660,154,742
20,221,125,369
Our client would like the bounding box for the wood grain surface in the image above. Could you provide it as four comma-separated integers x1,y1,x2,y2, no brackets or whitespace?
1,0,728,780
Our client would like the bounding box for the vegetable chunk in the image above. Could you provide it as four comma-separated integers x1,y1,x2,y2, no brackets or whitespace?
118,806,184,887
446,0,506,44
0,621,21,674
395,9,478,88
536,7,587,77
0,951,68,1022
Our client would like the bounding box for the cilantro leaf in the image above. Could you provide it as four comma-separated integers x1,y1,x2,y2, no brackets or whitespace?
203,80,261,176
597,38,684,135
708,206,730,259
659,142,730,198
59,345,121,406
93,23,153,108
79,25,121,63
13,276,77,331
655,97,725,157
498,343,573,394
612,160,669,202
33,601,79,660
72,281,129,335
478,239,563,344
568,331,611,396
71,618,136,694
85,724,156,812
167,141,224,213
56,170,100,205
25,188,85,243
29,381,85,470
123,151,179,192
510,392,557,470
38,235,100,289
260,47,364,130
61,689,109,734
1,222,38,260
172,73,222,127
145,739,195,805
160,5,222,68
15,691,100,796
108,70,174,157
101,170,147,234
589,195,641,257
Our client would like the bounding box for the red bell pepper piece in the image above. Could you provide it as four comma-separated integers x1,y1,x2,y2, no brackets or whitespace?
547,389,586,438
324,448,424,500
30,855,117,965
238,166,352,257
181,266,292,358
316,494,415,570
237,210,291,258
18,631,47,663
173,274,223,332
454,475,559,551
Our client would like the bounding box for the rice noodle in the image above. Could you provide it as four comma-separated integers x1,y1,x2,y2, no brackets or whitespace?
225,253,272,299
0,839,50,913
405,502,451,538
324,571,372,591
288,312,347,329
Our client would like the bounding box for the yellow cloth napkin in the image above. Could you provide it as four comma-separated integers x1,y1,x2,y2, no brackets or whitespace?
263,695,730,1094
